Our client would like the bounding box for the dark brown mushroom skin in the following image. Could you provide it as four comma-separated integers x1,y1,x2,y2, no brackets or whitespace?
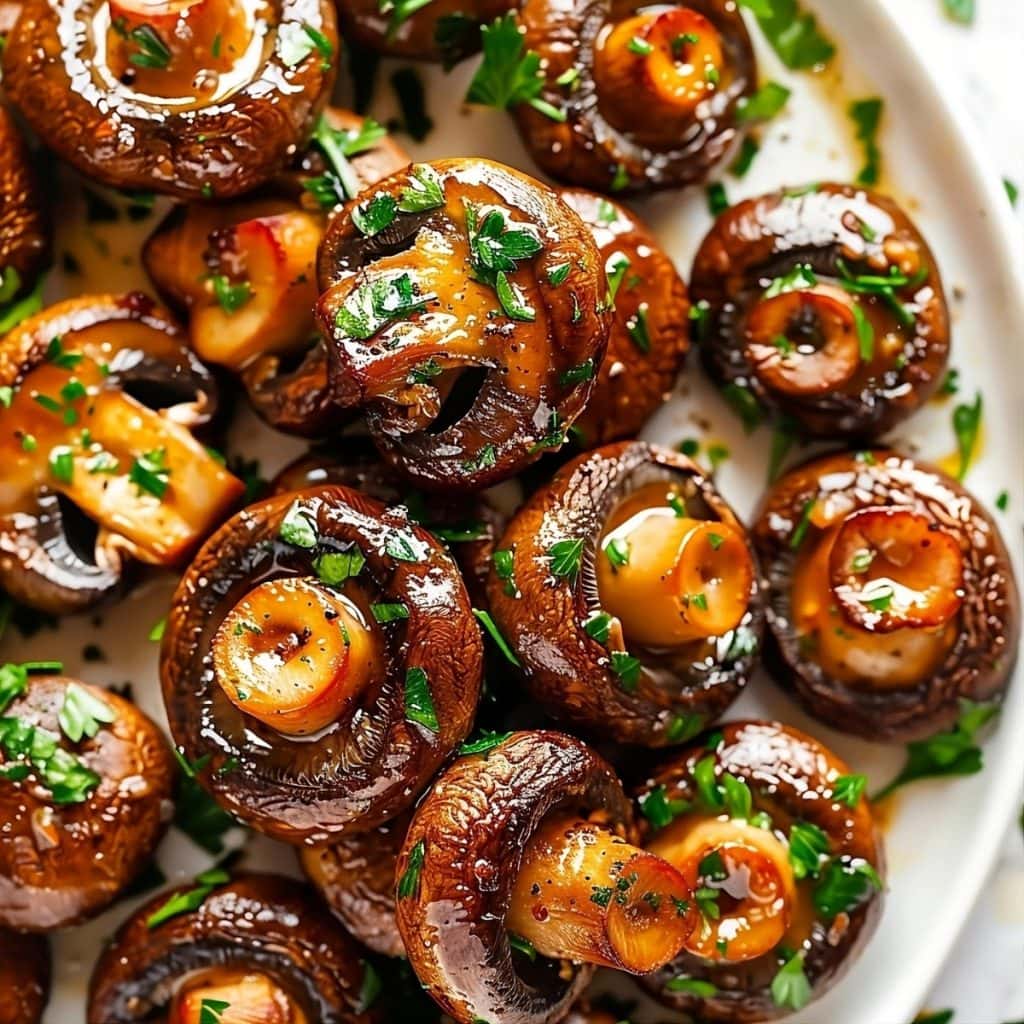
316,158,611,491
299,810,409,957
514,0,756,193
690,183,950,438
2,0,336,200
0,293,243,615
87,873,380,1023
0,106,49,294
395,730,632,1024
0,676,175,931
753,449,1020,741
161,485,484,843
637,720,884,1023
486,442,763,746
560,189,690,446
0,929,49,1024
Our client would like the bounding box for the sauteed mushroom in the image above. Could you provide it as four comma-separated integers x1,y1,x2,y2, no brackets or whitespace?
638,721,884,1022
143,110,410,436
0,294,243,614
487,442,763,746
161,486,483,843
690,184,950,437
0,107,49,299
514,0,756,193
753,450,1019,741
0,667,175,931
395,730,697,1024
560,189,689,445
0,929,49,1024
316,158,610,490
2,0,336,199
88,872,380,1023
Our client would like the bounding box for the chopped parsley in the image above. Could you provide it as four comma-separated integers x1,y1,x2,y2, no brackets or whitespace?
335,272,432,340
129,448,170,499
832,773,867,807
404,667,438,732
771,950,811,1011
952,391,982,480
813,858,882,919
547,537,585,582
397,838,426,898
737,80,791,122
849,97,884,186
473,608,521,667
146,867,230,928
610,650,641,690
640,784,690,829
740,0,835,69
788,821,830,879
279,499,318,548
57,683,116,743
465,202,543,320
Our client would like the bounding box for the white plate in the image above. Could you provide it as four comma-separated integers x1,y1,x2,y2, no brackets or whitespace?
6,1,1021,1021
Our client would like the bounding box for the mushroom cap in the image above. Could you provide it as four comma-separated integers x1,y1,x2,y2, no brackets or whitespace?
1,0,336,199
637,719,884,1022
514,0,756,193
486,442,763,745
690,183,950,438
0,676,175,931
0,106,49,289
87,872,380,1023
560,189,690,445
395,730,632,1024
161,485,484,843
0,928,50,1024
752,449,1020,740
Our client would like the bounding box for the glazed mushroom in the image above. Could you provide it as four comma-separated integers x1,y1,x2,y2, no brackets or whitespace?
315,158,611,490
143,110,410,436
560,189,690,446
690,183,950,438
487,442,763,746
636,721,884,1022
161,485,483,843
88,872,379,1023
0,929,49,1024
0,107,49,302
0,666,175,931
395,731,698,1024
512,0,756,193
0,294,243,614
2,0,336,200
753,449,1020,741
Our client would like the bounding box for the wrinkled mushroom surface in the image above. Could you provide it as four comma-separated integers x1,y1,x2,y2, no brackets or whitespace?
0,674,174,931
0,107,49,294
638,720,884,1022
316,158,610,490
2,0,336,199
0,929,49,1024
161,485,483,843
561,189,689,445
752,449,1019,741
690,184,950,438
487,442,763,746
514,0,756,193
88,873,379,1023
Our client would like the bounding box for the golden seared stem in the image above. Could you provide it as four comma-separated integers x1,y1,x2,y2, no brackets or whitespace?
828,506,964,633
212,577,377,735
506,815,696,974
649,819,796,963
596,506,753,648
593,7,724,139
744,284,862,397
171,969,309,1024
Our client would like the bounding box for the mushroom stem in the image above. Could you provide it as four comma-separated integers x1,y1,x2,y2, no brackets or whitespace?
212,576,378,735
648,818,796,963
171,968,309,1024
506,814,695,974
597,507,753,648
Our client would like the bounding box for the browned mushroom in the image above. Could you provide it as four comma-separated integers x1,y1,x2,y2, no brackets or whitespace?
0,928,49,1024
315,158,611,490
396,730,697,1024
0,293,243,614
2,0,336,200
0,666,175,931
487,442,763,746
690,184,950,438
88,872,381,1023
636,721,884,1022
560,189,690,446
752,449,1020,741
160,485,484,844
143,110,410,436
512,0,756,193
0,107,49,303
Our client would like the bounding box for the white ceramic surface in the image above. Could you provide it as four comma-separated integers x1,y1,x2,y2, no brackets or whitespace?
4,1,1021,1022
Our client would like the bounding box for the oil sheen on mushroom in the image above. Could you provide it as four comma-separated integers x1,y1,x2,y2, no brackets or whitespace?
753,449,1020,741
0,107,50,297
